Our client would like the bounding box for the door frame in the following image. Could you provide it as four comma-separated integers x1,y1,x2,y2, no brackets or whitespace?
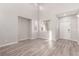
58,16,72,40
18,16,32,42
56,10,78,41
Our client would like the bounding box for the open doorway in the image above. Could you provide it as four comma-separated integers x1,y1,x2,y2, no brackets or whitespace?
39,20,50,40
58,16,72,40
57,11,78,41
18,16,32,41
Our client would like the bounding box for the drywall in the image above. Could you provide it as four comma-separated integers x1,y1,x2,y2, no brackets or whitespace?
39,3,79,41
1,3,79,47
0,3,37,47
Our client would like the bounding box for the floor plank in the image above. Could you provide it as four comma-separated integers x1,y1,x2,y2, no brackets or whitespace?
0,39,79,56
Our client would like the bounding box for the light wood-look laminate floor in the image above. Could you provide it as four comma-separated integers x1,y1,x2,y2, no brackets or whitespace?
0,39,79,56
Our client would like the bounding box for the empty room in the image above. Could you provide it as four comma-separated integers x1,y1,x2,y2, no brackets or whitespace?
1,3,79,56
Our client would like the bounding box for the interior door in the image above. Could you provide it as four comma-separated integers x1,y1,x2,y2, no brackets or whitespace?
59,17,71,40
18,16,31,41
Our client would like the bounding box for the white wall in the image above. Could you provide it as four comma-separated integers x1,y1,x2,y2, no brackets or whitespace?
77,16,79,42
1,3,79,47
0,3,37,47
39,3,79,41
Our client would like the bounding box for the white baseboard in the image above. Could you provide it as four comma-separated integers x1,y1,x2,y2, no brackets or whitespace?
19,38,31,41
31,37,37,40
0,42,18,48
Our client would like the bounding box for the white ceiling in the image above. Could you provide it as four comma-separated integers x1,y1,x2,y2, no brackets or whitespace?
39,3,79,14
39,3,79,19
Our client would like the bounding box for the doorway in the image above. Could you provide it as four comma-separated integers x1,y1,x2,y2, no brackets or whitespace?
18,16,32,41
59,16,72,40
57,13,78,41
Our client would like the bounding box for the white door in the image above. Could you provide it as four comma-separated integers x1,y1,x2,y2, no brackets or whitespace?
59,17,71,40
18,16,31,41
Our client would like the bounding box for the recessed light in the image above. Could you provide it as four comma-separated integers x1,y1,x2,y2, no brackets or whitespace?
39,6,44,11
